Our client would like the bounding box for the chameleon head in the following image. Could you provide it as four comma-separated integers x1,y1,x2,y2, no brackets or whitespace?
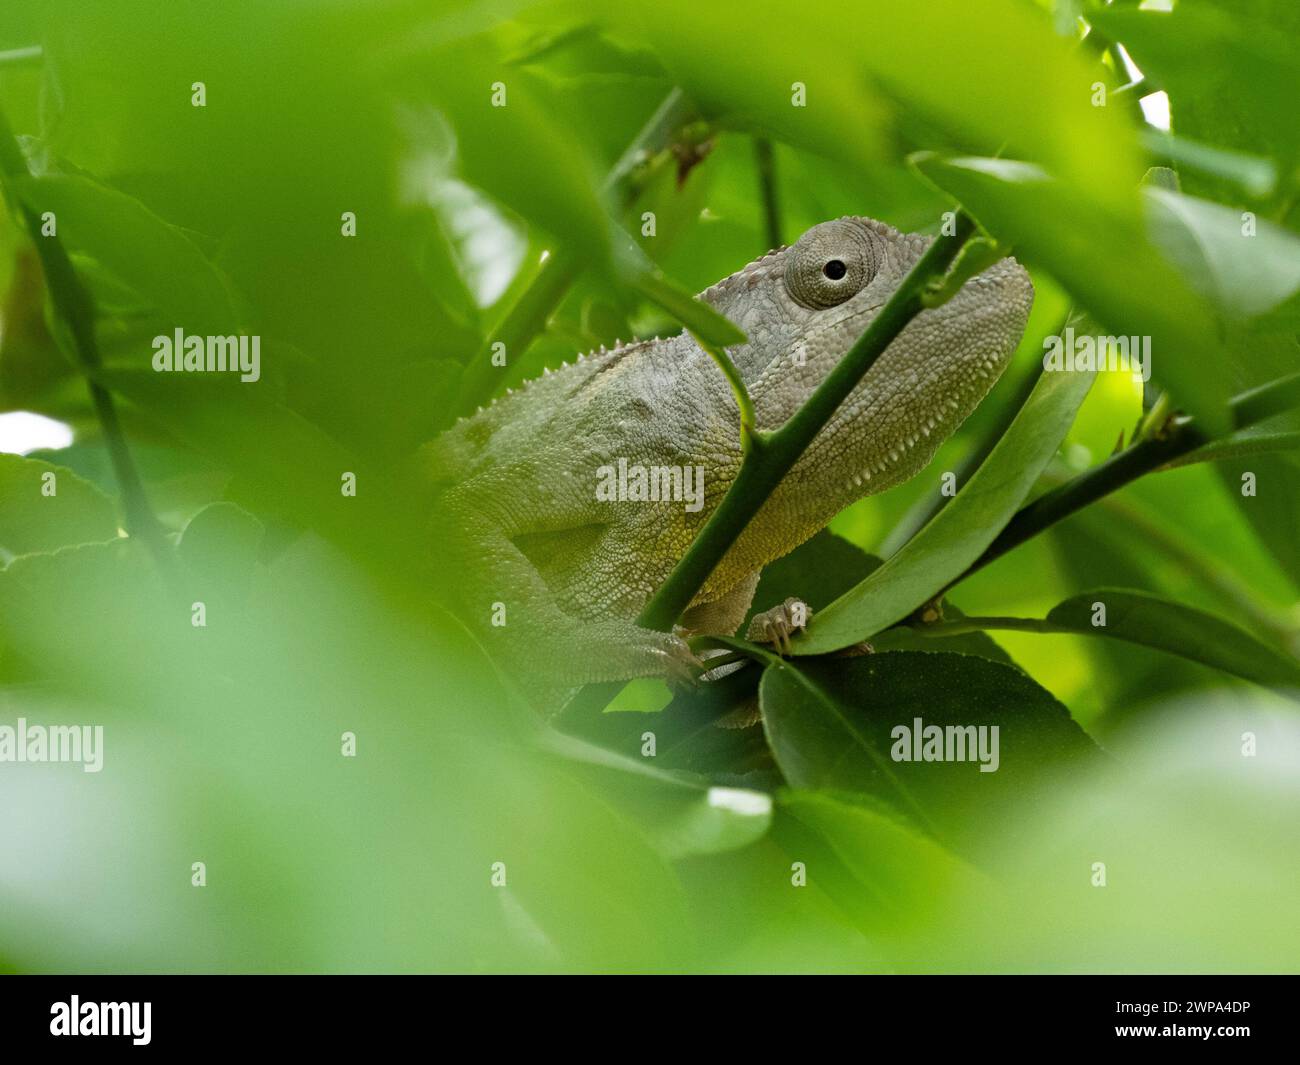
707,215,1034,518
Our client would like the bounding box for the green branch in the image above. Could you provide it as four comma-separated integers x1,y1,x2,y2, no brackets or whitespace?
559,211,980,728
640,212,978,633
945,371,1300,593
449,89,698,423
753,137,782,251
913,615,1058,638
0,103,171,568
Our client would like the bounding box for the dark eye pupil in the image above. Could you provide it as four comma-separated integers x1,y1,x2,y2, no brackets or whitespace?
823,259,847,280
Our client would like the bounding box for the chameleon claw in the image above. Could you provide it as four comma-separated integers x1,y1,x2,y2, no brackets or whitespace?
746,597,812,657
659,631,705,689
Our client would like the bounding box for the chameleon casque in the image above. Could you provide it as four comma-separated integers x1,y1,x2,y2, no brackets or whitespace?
425,216,1033,698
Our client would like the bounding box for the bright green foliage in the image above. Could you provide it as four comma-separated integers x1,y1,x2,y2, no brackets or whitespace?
0,0,1296,973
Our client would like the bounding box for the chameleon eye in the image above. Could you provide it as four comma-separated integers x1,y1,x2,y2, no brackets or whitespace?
785,228,874,310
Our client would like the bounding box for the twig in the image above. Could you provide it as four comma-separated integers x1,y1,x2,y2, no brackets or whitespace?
0,103,171,569
448,89,697,423
639,212,978,633
559,211,981,729
945,372,1300,593
753,137,782,252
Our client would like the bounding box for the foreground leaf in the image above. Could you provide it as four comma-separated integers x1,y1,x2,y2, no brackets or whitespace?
778,790,994,934
912,154,1234,433
0,453,118,556
540,731,773,859
1144,186,1300,322
10,173,239,334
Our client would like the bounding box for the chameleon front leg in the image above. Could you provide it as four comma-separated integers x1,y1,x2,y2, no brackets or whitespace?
440,490,702,686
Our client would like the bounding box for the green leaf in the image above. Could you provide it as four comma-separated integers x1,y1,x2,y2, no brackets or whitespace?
1139,131,1276,200
0,453,118,556
1215,451,1300,584
795,355,1095,654
9,173,239,334
1144,186,1300,321
608,0,1140,207
1044,588,1300,695
627,266,747,348
177,501,265,602
760,651,1098,850
1092,4,1300,194
539,731,773,859
751,530,1015,665
0,538,172,689
652,786,773,860
420,42,614,266
1173,425,1300,468
911,154,1234,434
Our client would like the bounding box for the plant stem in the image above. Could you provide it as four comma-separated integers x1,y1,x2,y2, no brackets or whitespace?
448,89,697,423
0,104,171,567
753,137,782,251
559,212,980,729
945,371,1300,593
702,339,757,449
644,212,979,632
913,615,1060,637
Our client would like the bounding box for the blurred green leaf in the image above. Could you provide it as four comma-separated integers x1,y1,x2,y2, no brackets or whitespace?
411,42,614,266
778,789,994,934
1092,3,1300,201
0,452,117,555
605,0,1140,204
1139,131,1276,201
1144,186,1300,321
650,785,773,860
912,154,1235,432
1215,451,1300,584
10,173,239,334
177,501,263,602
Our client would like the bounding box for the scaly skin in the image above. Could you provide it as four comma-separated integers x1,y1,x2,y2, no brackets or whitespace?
424,216,1033,688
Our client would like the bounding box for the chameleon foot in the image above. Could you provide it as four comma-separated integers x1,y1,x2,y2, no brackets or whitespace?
659,630,705,689
746,597,812,656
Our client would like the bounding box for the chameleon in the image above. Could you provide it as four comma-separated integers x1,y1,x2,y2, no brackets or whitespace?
424,216,1033,699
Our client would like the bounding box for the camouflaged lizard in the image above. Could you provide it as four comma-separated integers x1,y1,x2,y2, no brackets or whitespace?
424,217,1033,690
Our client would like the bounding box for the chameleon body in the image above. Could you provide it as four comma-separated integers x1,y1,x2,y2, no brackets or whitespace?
425,217,1033,690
